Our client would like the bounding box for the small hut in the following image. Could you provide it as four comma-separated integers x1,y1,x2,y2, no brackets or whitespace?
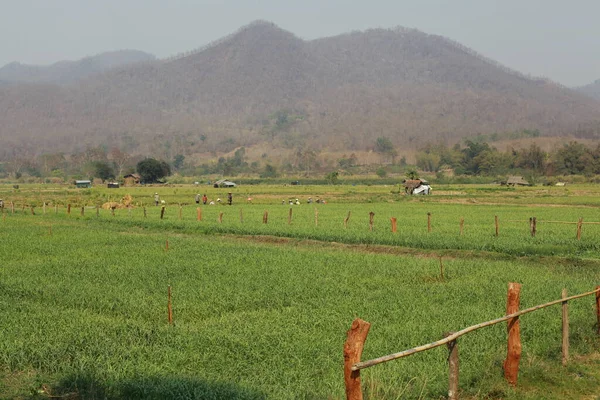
506,176,530,186
124,173,141,186
75,180,92,188
403,179,429,194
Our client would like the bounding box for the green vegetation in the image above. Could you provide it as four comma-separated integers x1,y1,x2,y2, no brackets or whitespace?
1,183,599,399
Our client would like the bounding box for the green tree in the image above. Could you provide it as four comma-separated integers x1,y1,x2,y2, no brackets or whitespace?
376,167,387,178
93,161,115,182
173,154,185,170
405,168,419,180
326,171,339,184
136,158,171,183
375,137,397,164
260,164,278,178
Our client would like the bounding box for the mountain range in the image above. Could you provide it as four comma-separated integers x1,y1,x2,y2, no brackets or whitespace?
0,50,155,85
1,20,599,162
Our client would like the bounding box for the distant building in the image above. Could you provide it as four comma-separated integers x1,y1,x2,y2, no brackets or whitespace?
75,180,92,188
402,179,431,195
214,179,237,188
123,173,141,186
505,176,530,186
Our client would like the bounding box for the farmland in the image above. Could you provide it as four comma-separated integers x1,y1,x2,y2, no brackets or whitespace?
1,183,600,399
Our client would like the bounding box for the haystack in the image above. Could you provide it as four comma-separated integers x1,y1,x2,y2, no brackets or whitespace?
102,194,134,209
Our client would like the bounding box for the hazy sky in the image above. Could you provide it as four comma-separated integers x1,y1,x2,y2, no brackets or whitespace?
1,0,599,86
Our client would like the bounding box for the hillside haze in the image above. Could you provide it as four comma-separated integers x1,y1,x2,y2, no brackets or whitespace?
0,50,156,85
576,79,600,100
1,21,599,161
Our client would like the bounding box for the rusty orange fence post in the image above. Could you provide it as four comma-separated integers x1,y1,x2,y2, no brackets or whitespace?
390,217,397,233
218,212,223,223
504,282,522,386
344,318,371,400
495,215,499,237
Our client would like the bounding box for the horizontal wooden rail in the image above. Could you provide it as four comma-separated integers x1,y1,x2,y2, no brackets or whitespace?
352,287,600,371
503,219,600,225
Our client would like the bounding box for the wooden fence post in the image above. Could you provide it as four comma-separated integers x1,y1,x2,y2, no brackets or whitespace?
67,204,71,215
165,239,169,251
445,332,459,400
344,211,351,228
143,207,147,218
369,212,375,231
43,202,46,214
111,207,115,217
160,206,165,219
315,208,318,226
427,212,431,233
179,206,182,220
167,285,173,324
96,206,99,217
30,206,35,215
263,210,268,224
495,215,499,237
11,202,14,214
596,286,600,335
288,208,293,225
562,288,569,366
504,282,522,386
81,206,84,217
529,217,537,237
344,318,371,400
54,204,57,214
577,218,583,240
390,217,397,233
459,217,464,236
219,212,223,223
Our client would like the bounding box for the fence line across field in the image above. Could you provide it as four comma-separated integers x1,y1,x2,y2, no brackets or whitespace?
344,285,600,400
351,287,600,371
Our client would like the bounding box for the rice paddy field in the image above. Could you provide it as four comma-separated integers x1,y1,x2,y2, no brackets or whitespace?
1,183,599,399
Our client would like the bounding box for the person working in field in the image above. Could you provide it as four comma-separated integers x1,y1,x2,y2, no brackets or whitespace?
202,194,208,205
195,194,200,204
154,193,160,206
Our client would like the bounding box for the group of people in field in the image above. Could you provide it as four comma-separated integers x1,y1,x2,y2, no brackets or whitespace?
283,197,326,205
152,192,233,206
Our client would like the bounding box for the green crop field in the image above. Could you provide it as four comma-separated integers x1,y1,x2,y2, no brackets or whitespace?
1,183,599,399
